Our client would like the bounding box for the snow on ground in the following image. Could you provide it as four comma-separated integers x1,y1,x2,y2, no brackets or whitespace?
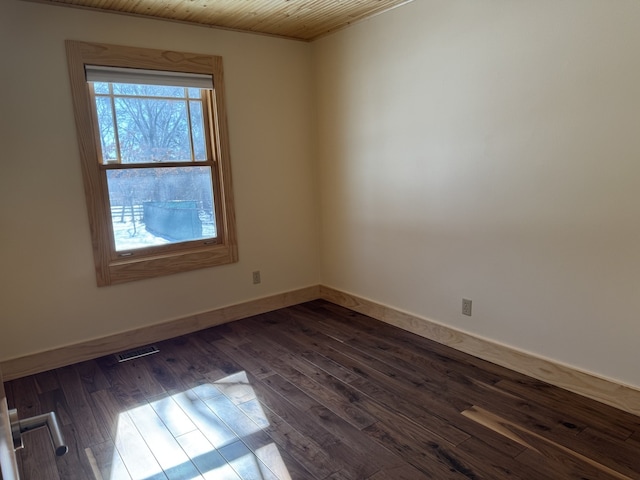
111,214,216,251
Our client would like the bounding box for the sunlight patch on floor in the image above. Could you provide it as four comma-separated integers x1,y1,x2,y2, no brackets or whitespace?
93,371,290,480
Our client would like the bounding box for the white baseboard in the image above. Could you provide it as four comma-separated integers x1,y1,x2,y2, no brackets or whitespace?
320,286,640,417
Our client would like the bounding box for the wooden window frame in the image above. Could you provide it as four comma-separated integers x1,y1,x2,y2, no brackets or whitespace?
66,40,238,286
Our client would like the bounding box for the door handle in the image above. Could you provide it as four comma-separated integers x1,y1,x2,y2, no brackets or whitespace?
8,409,68,457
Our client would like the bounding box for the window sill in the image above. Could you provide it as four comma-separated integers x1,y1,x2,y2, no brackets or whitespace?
100,243,238,286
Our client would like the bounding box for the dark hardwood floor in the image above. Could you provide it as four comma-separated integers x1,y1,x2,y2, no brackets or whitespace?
5,300,640,479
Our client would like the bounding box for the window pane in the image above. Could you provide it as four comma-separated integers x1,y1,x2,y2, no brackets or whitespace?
114,97,192,163
112,83,186,98
93,82,110,94
190,101,207,161
107,167,216,252
187,88,201,98
95,96,118,162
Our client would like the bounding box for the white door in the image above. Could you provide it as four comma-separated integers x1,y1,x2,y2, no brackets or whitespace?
0,367,20,480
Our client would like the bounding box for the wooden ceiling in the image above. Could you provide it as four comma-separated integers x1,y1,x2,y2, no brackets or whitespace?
29,0,414,41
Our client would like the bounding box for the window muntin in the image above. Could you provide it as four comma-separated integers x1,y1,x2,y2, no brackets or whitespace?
92,83,208,164
89,80,218,254
66,41,238,285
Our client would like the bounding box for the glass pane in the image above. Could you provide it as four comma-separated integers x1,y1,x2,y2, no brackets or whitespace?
107,167,216,251
112,83,186,98
190,101,207,161
94,96,118,162
114,97,192,163
187,88,201,98
93,82,110,94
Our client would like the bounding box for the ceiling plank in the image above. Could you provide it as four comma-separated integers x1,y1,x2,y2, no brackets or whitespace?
25,0,414,41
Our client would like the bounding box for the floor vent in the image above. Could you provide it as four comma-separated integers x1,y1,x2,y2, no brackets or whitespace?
115,345,159,362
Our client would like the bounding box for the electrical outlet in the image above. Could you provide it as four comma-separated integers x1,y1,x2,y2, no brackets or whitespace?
462,298,472,316
252,270,261,284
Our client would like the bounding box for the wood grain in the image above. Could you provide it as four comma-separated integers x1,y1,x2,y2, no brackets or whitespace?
5,300,640,479
0,286,319,381
320,286,640,417
4,284,639,423
31,0,414,41
462,406,633,480
65,40,238,286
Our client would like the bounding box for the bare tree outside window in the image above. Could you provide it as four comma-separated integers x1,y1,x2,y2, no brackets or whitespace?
67,41,237,285
93,82,216,251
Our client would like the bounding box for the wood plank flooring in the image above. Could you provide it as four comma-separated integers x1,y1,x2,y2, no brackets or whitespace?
5,300,640,479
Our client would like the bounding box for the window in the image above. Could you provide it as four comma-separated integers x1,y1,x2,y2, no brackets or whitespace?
66,41,238,286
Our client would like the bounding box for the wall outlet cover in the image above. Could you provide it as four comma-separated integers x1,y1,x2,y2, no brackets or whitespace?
462,298,472,316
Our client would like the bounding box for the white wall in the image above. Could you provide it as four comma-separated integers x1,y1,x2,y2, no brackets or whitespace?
314,0,640,389
2,0,640,393
0,1,319,360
